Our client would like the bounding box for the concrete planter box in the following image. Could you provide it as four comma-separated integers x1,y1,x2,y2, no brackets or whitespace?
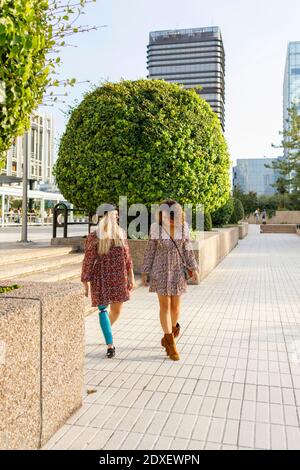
0,281,84,450
227,222,248,240
260,224,297,234
128,226,239,284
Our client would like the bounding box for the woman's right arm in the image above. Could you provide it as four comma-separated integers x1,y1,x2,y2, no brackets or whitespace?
81,233,97,284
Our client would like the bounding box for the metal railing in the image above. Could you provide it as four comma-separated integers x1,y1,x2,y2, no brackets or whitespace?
52,202,99,239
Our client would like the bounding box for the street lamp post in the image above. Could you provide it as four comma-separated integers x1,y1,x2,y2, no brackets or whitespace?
21,132,28,243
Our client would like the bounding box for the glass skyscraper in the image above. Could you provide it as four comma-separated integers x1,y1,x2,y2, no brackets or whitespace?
232,158,281,196
283,42,300,131
147,27,225,130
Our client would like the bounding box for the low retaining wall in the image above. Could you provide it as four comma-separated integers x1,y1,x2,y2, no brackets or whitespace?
260,224,297,234
127,226,239,284
0,281,84,450
228,223,248,240
247,211,300,225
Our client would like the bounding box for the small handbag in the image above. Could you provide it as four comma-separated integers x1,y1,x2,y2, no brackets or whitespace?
161,225,193,280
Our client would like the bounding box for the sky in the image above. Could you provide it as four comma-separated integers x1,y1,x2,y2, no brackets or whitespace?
48,0,300,166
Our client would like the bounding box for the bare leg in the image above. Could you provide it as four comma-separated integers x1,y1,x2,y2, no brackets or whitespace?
109,302,123,326
158,295,172,334
170,295,181,328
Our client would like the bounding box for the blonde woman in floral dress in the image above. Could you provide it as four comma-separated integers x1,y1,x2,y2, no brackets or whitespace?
81,207,134,358
142,200,199,361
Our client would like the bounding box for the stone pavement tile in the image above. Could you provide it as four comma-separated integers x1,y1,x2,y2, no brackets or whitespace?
119,432,143,450
103,430,128,450
286,426,300,450
176,414,197,440
89,405,116,428
131,409,156,434
205,442,221,450
223,419,239,446
50,425,88,450
207,418,225,444
118,408,143,432
136,434,158,450
161,413,183,438
238,421,255,448
169,438,189,450
146,411,169,435
192,416,211,442
187,440,204,450
75,403,104,426
158,393,178,412
68,426,100,450
270,424,287,450
102,406,130,431
154,436,173,450
255,422,270,450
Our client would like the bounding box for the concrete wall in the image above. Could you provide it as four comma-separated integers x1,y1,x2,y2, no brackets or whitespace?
247,211,300,225
0,281,84,450
127,226,240,284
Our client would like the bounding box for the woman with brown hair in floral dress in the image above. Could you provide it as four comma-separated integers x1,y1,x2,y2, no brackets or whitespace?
81,207,134,358
141,200,199,361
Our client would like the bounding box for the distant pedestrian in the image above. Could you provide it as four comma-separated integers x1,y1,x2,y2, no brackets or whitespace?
81,206,134,359
255,209,260,224
141,200,199,362
262,209,267,225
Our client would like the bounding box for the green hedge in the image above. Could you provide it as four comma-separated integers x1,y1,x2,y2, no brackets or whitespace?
229,198,245,224
211,197,234,227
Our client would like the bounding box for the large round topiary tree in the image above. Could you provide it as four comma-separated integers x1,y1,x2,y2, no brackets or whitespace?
54,79,231,212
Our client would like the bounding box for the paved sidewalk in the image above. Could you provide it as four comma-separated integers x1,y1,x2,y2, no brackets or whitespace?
45,226,300,450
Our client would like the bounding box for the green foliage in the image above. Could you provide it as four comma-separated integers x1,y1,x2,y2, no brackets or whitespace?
233,186,259,217
257,195,277,218
0,284,19,294
211,196,234,227
204,212,212,232
266,105,300,199
0,0,51,163
54,79,231,212
229,198,244,224
0,0,98,167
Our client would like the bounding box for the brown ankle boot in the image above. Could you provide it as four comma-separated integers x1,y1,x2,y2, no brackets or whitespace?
164,333,180,361
161,323,181,348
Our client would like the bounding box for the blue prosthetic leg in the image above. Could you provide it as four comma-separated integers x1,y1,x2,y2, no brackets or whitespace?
98,305,113,345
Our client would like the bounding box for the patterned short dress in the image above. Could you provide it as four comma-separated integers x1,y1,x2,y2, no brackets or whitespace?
81,231,133,307
141,222,198,296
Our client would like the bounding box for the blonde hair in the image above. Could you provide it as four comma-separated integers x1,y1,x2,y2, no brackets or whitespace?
96,211,126,256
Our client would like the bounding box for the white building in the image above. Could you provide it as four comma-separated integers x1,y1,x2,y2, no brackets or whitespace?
0,112,66,227
2,112,55,184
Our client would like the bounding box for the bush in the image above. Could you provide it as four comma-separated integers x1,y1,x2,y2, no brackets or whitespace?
204,212,212,231
211,197,234,227
229,198,244,224
54,79,231,212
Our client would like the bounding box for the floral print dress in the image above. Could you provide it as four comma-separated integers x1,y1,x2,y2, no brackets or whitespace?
142,222,198,296
81,231,133,307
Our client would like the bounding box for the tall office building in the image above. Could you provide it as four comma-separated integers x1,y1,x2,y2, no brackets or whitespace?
147,27,225,130
283,42,300,131
232,158,281,196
